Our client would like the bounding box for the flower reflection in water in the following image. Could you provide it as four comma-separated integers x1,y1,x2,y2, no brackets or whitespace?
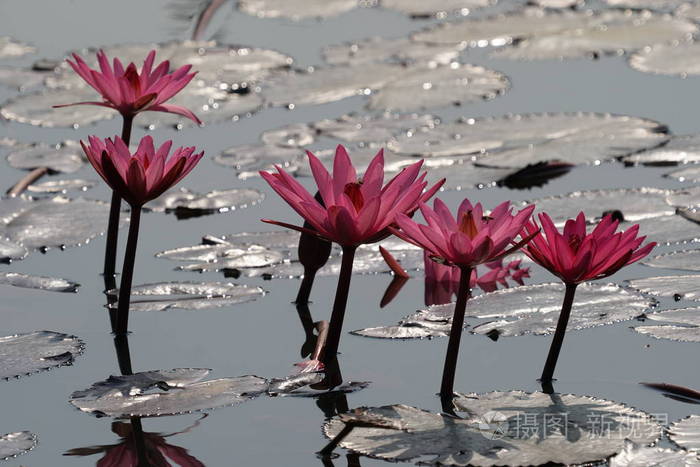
64,415,207,467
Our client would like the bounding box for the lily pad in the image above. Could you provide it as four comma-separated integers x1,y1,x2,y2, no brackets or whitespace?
380,0,492,17
603,0,687,8
669,415,700,451
668,165,700,183
324,391,661,466
531,0,583,8
0,66,47,91
323,37,464,66
0,331,84,380
260,123,316,147
632,214,700,245
628,274,700,301
261,64,407,107
491,11,696,60
110,281,265,312
677,2,700,21
367,63,508,112
0,272,79,292
145,187,264,218
630,41,700,76
388,113,668,167
0,239,27,263
238,0,357,20
314,113,438,143
214,144,301,178
666,186,700,209
643,249,700,271
0,37,35,59
526,188,674,226
267,373,369,397
354,283,653,339
6,140,86,173
70,370,268,417
608,439,700,466
634,307,700,342
0,431,36,461
0,197,127,251
624,134,700,166
27,179,95,194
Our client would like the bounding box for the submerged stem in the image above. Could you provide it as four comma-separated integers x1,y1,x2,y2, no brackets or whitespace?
103,113,133,278
540,283,578,383
440,266,472,403
322,246,357,367
115,205,142,335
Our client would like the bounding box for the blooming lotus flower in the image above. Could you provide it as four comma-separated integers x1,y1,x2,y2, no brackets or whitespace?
81,135,203,207
522,212,656,285
56,49,201,124
391,198,536,268
260,145,444,247
521,211,656,383
389,197,535,404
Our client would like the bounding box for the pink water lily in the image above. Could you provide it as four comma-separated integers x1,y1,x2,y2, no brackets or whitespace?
81,135,203,207
391,198,536,268
56,49,201,124
260,145,444,247
522,212,656,285
521,211,656,383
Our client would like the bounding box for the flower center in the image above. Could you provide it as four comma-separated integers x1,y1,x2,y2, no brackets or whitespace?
343,182,364,211
458,210,479,239
568,234,582,252
124,64,141,95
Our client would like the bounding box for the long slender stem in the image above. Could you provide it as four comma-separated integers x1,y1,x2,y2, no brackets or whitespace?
440,266,472,402
103,114,134,278
295,270,317,305
540,283,578,383
322,246,356,365
115,205,142,335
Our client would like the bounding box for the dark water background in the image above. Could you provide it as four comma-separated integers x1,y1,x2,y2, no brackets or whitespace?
0,0,699,465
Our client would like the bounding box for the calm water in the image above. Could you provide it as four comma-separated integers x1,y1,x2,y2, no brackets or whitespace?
0,0,699,465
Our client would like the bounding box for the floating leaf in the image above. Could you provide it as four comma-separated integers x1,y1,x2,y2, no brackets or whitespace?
412,7,598,46
0,272,79,292
632,214,700,245
667,165,700,183
6,141,86,173
157,243,284,266
666,186,700,209
491,11,696,60
0,197,127,251
27,178,95,194
388,113,667,167
217,230,302,249
634,307,700,342
267,373,369,397
354,283,653,339
0,37,35,59
629,41,700,76
260,123,315,147
214,144,301,178
145,187,264,218
262,64,406,107
0,87,115,127
677,2,700,21
323,37,464,66
0,431,36,461
603,0,687,8
0,239,27,262
531,0,582,8
380,0,492,17
0,331,84,380
314,113,438,143
0,66,46,91
238,0,357,19
526,188,674,227
624,134,700,166
324,391,660,466
367,63,508,112
643,249,700,271
608,439,700,466
70,370,268,417
669,415,700,451
110,281,265,312
628,274,700,301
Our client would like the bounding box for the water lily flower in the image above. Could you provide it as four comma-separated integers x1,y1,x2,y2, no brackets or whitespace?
56,49,201,125
81,135,203,208
522,212,656,382
260,145,444,371
389,197,535,402
82,135,203,335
